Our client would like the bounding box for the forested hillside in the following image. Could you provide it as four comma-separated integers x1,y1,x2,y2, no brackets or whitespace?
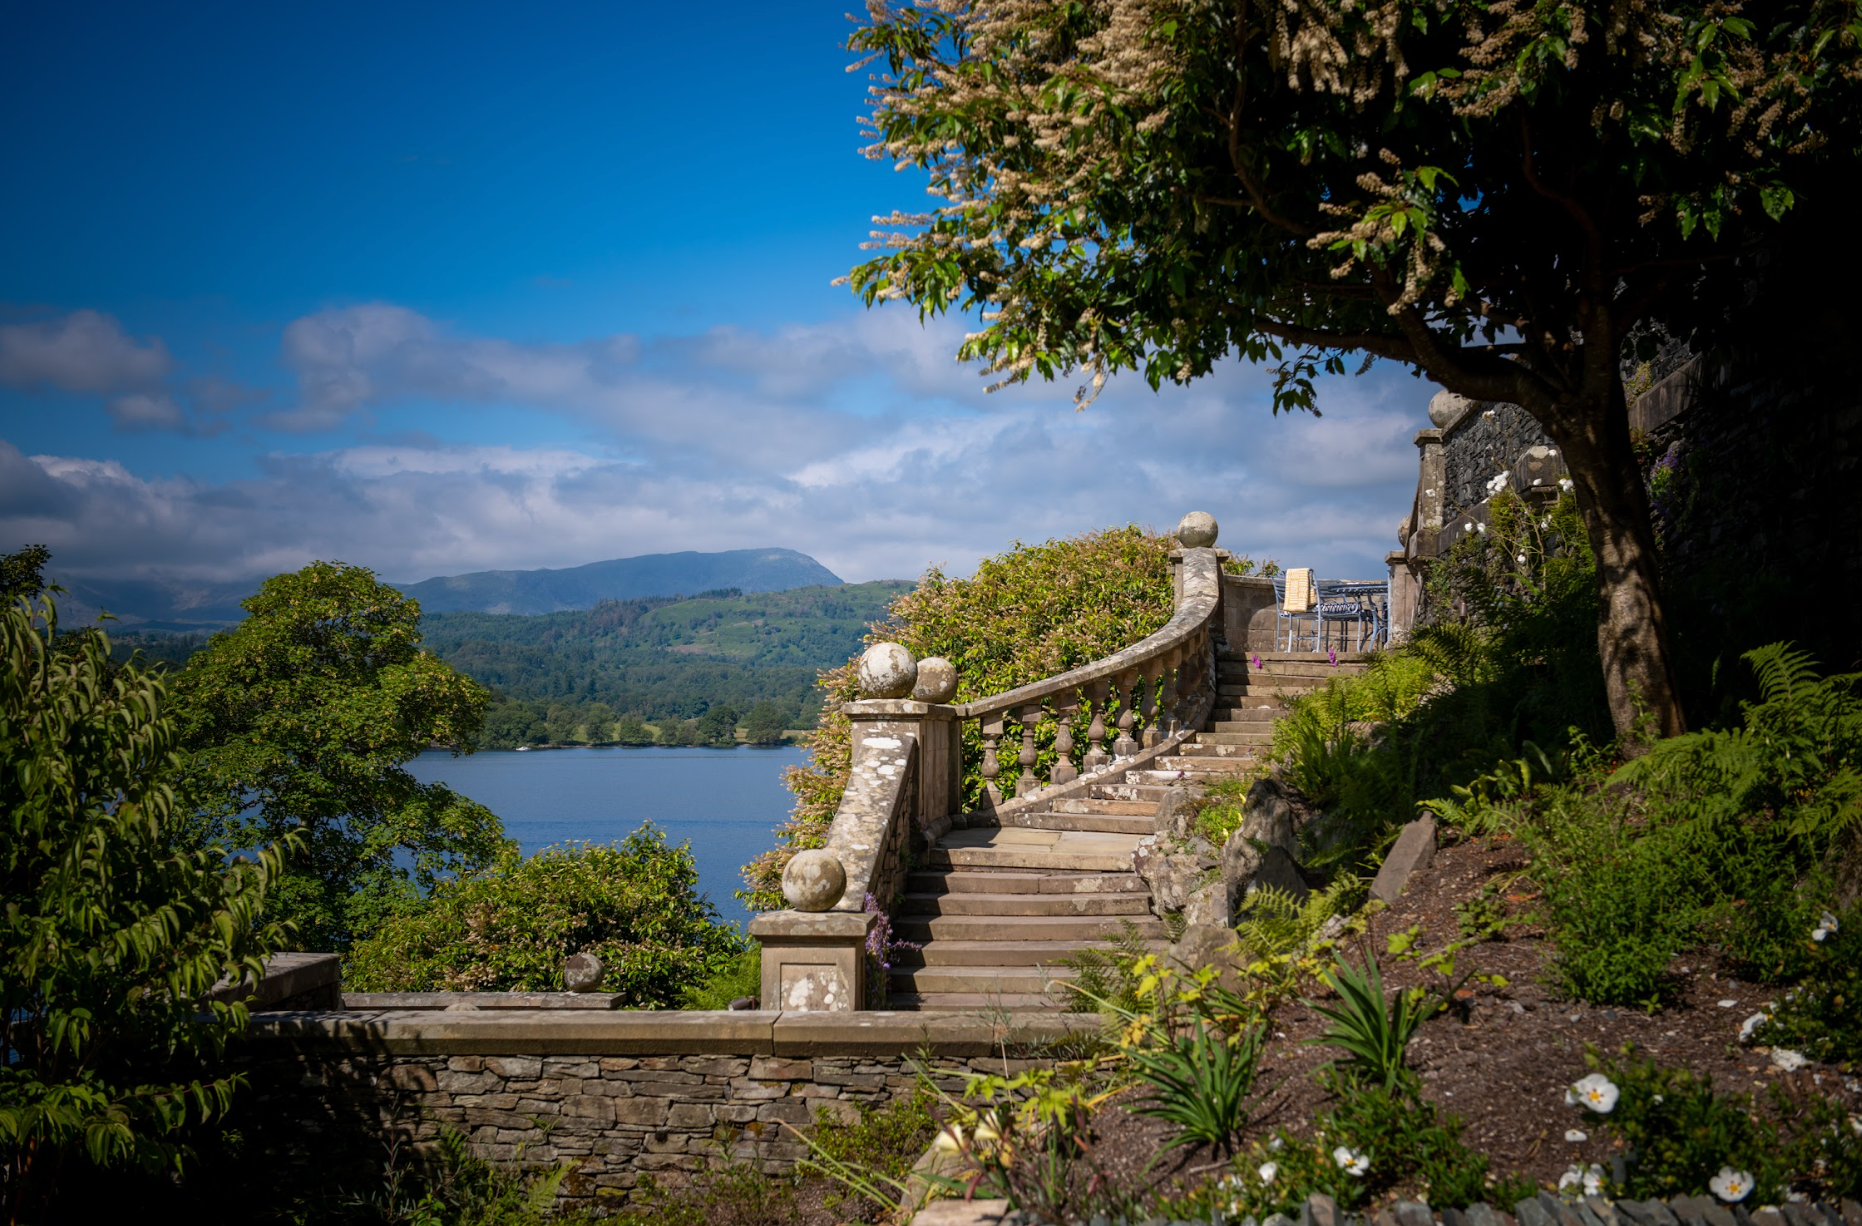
113,580,910,750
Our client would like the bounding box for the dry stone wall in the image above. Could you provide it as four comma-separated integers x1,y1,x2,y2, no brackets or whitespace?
236,1008,1093,1214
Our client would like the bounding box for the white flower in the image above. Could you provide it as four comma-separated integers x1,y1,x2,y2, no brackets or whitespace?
1476,522,1487,533
1558,478,1575,492
1740,1012,1769,1043
1333,1146,1370,1176
1259,1161,1278,1184
1559,1165,1584,1191
932,1127,964,1153
1653,1094,1665,1105
1772,1048,1809,1073
1566,1130,1589,1143
1464,522,1474,532
1566,1073,1620,1113
1516,554,1528,564
1268,1136,1284,1152
1710,1168,1755,1203
1812,912,1838,942
1558,1164,1604,1197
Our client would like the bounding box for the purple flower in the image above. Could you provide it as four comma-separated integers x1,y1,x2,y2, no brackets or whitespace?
1328,648,1337,667
1251,653,1262,670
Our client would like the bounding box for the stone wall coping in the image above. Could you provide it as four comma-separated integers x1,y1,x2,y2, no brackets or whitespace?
340,992,623,1011
207,951,341,1009
747,910,880,940
242,1007,1101,1057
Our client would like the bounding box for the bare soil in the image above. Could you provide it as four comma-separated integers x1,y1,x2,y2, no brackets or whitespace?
1077,832,1862,1207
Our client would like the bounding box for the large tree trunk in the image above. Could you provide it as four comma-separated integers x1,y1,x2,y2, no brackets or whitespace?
1547,384,1688,745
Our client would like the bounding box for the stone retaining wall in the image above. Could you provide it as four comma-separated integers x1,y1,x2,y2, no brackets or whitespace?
238,1008,1097,1214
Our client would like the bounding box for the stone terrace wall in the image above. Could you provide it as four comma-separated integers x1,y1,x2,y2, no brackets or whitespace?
237,1009,1096,1215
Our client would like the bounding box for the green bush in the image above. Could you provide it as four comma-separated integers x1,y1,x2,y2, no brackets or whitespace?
1,596,291,1221
1752,901,1862,1067
744,525,1178,910
1520,646,1860,1005
345,830,747,1005
680,941,762,1009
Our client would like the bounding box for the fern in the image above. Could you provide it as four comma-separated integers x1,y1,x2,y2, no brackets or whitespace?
1057,920,1158,1015
1234,878,1365,963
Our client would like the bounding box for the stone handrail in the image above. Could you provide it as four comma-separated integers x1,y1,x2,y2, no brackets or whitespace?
749,513,1229,1012
951,541,1223,811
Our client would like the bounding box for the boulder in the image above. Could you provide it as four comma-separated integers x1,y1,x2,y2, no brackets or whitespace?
1169,923,1248,994
1239,778,1298,859
1369,815,1437,905
1183,880,1235,930
1133,835,1215,915
1154,786,1197,841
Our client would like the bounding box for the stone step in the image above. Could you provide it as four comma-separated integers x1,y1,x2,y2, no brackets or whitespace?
926,826,1144,873
1217,672,1326,689
1219,684,1317,698
892,912,1168,943
1156,754,1255,772
1131,766,1255,784
1192,730,1277,746
904,869,1147,896
1090,782,1176,803
889,966,1076,996
1200,704,1281,722
887,992,1060,1011
991,810,1153,835
1048,797,1155,817
896,938,1160,967
898,891,1153,917
1218,650,1371,666
1175,741,1263,757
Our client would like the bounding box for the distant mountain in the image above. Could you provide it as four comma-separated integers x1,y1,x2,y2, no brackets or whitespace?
392,549,844,615
53,547,844,628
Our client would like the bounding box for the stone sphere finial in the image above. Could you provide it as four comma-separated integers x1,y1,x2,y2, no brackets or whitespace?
912,657,958,703
857,642,918,698
1428,390,1474,428
782,849,846,911
1176,511,1219,548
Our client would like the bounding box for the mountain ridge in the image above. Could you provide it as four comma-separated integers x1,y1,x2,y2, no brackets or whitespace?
54,547,845,626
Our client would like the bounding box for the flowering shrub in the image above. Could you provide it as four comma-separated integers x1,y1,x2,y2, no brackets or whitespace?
1582,1047,1862,1203
1751,900,1862,1067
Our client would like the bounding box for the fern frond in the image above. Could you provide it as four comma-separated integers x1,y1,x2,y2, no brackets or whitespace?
1744,642,1823,710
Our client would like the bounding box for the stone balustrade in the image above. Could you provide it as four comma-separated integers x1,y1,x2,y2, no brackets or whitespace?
750,514,1228,1012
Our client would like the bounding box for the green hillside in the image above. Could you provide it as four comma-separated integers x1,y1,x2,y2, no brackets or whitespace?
111,580,910,750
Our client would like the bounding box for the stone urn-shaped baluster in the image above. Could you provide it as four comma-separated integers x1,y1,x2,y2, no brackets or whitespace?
1050,691,1078,785
1083,679,1109,773
1015,703,1042,797
1139,657,1164,749
980,714,1004,808
1113,669,1139,758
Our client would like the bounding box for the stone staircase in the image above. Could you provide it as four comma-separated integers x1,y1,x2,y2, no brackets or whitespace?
888,648,1368,1009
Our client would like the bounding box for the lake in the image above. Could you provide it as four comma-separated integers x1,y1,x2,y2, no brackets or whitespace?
404,745,811,927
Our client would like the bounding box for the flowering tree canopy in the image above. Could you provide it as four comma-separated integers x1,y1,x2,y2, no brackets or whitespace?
846,0,1862,741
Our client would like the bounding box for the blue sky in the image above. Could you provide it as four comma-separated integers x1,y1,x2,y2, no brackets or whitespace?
0,0,1428,591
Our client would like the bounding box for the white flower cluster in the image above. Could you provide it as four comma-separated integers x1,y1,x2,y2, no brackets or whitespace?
1566,1073,1620,1113
1710,1167,1756,1203
1333,1145,1370,1176
1559,1163,1604,1197
1486,471,1511,496
1558,477,1575,492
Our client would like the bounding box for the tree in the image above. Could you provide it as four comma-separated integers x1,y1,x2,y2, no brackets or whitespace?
742,700,789,745
614,712,654,745
848,0,1862,741
696,704,740,747
581,700,616,744
2,596,290,1222
169,562,507,951
0,545,49,606
481,697,546,749
657,717,700,746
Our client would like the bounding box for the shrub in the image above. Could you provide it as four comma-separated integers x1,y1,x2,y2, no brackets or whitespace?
345,830,747,1004
1,596,290,1221
1751,901,1862,1068
743,525,1176,910
681,941,761,1010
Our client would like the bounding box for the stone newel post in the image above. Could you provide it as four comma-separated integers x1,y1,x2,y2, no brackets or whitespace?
747,644,961,1011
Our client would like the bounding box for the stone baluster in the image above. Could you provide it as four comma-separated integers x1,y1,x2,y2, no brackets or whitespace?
1051,690,1079,785
1113,669,1139,758
1015,703,1042,797
980,714,1005,807
1083,679,1109,773
1158,646,1181,737
1140,658,1164,748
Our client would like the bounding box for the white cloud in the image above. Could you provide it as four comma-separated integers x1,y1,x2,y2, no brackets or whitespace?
4,304,1434,598
0,309,172,394
106,392,188,431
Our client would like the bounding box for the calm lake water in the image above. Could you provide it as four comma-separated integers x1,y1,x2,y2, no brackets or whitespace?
404,745,811,927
